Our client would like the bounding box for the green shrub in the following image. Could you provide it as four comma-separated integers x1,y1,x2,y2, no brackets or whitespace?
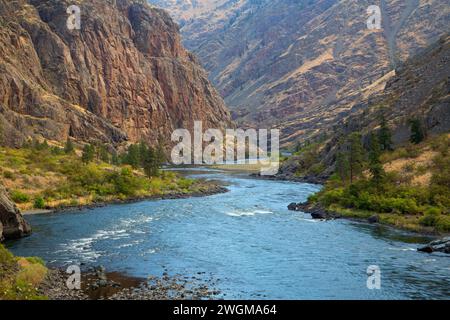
320,188,345,207
11,191,30,204
33,197,46,209
419,207,441,227
436,215,450,232
3,170,14,179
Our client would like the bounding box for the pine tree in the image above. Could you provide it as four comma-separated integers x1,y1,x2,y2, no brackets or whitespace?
123,144,141,169
142,147,159,178
378,116,393,151
111,150,120,166
335,150,350,183
155,136,167,165
368,133,385,186
99,145,110,163
64,138,75,154
348,133,365,183
82,144,95,164
409,118,426,144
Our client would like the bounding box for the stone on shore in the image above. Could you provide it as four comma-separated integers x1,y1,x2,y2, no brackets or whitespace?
368,215,380,224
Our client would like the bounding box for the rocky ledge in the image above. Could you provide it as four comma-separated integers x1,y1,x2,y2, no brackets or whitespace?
0,184,31,241
417,237,450,254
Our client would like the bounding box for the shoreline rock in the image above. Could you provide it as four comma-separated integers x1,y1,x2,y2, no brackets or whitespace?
0,184,31,241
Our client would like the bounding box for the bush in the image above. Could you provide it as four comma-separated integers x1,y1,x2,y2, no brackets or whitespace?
419,207,441,227
33,197,46,209
320,188,345,207
436,215,450,232
3,170,14,179
11,191,30,204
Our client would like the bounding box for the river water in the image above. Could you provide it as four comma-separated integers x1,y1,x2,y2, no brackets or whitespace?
7,169,450,299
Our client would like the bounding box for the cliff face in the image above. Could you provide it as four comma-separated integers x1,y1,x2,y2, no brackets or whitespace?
0,184,31,242
153,0,449,146
0,0,231,148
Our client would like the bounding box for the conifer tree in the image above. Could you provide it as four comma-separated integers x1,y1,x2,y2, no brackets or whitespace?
409,118,426,144
378,116,393,151
82,144,95,163
348,133,365,183
368,133,385,186
64,138,75,154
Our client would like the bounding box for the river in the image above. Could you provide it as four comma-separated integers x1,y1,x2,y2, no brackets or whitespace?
6,169,450,299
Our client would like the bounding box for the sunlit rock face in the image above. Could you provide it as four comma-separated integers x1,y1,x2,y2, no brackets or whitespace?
0,0,231,148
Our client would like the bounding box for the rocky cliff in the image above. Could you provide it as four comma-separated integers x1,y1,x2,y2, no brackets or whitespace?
152,0,449,146
0,0,231,148
0,184,31,241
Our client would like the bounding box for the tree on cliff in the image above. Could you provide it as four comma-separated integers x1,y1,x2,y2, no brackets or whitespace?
82,144,95,164
378,116,393,151
64,139,75,154
368,133,385,187
410,118,426,144
348,133,365,184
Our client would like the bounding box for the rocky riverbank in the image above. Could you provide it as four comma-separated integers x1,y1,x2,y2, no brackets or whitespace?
39,266,222,300
289,201,450,254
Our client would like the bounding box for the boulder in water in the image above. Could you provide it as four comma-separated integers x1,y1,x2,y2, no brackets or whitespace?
417,237,450,254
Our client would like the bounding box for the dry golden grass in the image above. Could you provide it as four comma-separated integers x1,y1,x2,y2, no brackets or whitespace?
383,148,437,186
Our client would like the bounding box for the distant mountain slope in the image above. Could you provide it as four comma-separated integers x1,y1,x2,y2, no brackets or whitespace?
277,35,450,180
150,0,449,146
0,0,231,148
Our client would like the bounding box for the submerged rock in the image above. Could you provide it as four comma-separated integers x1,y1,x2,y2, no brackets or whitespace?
418,237,450,254
0,184,31,241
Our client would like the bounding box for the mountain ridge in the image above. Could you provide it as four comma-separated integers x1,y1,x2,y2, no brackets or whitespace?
150,0,449,146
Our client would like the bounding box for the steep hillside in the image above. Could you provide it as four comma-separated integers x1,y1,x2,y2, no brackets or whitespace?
151,0,449,146
278,34,450,181
0,0,231,148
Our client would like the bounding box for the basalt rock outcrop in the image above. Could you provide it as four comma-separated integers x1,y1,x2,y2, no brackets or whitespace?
0,0,231,148
0,184,31,241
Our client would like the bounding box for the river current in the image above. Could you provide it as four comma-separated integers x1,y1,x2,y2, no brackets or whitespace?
7,169,450,299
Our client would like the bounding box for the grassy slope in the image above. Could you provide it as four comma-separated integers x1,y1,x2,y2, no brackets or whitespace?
309,133,450,234
0,146,219,212
0,244,48,300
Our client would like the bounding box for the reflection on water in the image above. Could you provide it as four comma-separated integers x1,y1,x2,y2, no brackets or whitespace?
6,169,450,300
